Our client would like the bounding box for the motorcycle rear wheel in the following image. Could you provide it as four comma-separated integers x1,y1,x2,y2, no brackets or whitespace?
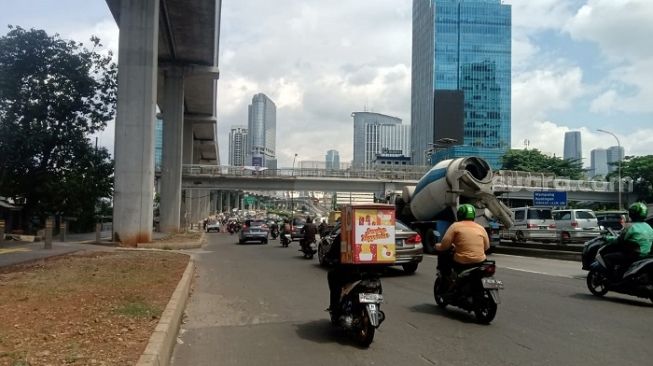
586,269,608,297
354,309,375,348
473,290,497,324
433,277,448,309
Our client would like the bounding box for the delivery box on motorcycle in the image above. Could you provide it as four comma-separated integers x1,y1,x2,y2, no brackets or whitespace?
340,204,396,264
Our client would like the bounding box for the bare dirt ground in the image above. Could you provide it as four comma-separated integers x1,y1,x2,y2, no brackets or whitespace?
0,250,189,366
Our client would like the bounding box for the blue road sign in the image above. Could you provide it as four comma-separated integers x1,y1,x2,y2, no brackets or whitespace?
533,191,567,206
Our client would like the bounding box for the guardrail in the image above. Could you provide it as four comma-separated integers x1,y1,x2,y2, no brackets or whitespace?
181,165,427,181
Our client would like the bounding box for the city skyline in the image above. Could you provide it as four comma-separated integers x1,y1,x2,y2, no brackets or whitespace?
351,112,410,169
2,1,652,167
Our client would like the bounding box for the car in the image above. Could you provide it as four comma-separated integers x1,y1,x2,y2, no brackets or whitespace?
552,209,600,243
206,221,221,233
317,220,423,274
594,210,628,231
502,207,557,243
238,219,269,244
290,217,306,241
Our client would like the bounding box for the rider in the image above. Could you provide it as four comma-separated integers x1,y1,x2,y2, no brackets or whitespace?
435,204,490,277
602,202,653,275
324,221,357,320
318,219,328,238
300,216,318,250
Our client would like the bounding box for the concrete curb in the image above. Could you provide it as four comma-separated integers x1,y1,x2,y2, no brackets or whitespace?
493,246,582,262
137,232,206,250
136,258,195,366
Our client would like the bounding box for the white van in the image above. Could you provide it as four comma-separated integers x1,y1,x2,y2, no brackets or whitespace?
503,207,557,243
552,209,600,243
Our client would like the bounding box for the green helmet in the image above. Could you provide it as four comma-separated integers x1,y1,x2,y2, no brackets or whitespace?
628,202,648,222
457,204,476,221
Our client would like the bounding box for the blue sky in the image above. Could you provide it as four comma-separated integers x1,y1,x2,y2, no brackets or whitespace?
1,0,651,167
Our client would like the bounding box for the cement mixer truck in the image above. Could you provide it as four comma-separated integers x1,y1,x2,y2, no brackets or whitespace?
389,156,514,254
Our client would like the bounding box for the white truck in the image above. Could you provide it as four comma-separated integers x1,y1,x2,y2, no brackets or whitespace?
390,156,514,253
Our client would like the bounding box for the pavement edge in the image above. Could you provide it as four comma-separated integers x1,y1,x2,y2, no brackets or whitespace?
135,257,195,366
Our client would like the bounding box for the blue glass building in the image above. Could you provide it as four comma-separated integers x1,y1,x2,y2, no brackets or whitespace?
411,0,511,168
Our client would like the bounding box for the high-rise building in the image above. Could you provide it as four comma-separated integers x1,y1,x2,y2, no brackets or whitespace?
352,112,411,169
154,117,163,170
411,0,512,168
326,150,340,170
247,93,277,169
563,131,582,162
229,126,248,167
590,148,608,178
606,145,625,174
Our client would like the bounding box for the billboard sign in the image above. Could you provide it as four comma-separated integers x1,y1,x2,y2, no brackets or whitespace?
533,191,567,206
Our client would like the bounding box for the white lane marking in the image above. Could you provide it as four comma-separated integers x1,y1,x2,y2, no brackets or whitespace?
422,254,584,279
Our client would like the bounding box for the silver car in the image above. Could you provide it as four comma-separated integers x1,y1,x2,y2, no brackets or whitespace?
553,209,600,243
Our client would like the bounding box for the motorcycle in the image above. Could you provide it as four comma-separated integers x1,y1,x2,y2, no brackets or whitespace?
433,256,503,324
300,239,317,259
281,233,291,248
331,271,385,347
584,239,653,304
270,227,279,240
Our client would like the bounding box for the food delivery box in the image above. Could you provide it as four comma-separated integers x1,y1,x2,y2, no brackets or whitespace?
340,204,396,265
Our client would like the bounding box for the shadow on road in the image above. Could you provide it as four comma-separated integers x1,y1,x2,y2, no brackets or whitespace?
409,303,479,324
294,319,356,347
569,293,653,307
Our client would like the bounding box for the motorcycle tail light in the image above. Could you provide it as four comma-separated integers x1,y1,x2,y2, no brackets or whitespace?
482,264,496,276
406,234,422,244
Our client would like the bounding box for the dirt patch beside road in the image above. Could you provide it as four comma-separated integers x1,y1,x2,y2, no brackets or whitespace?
0,250,189,366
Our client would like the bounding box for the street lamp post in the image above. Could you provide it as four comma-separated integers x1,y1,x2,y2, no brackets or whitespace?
597,129,622,209
291,154,298,216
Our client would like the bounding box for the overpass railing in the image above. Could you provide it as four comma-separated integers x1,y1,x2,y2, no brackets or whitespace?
493,170,633,193
182,165,428,181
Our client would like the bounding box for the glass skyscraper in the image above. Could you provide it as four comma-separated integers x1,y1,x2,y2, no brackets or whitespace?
229,126,248,167
563,131,582,162
326,150,340,170
411,0,511,168
247,93,277,169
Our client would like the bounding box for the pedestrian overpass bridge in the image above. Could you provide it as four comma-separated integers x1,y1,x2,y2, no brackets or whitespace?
180,165,632,204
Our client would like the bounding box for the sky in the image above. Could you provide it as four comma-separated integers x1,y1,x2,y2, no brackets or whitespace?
1,0,652,168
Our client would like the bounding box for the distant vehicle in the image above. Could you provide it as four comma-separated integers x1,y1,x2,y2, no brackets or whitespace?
552,209,600,243
290,217,306,241
594,211,628,231
238,219,269,244
206,221,221,233
502,207,557,243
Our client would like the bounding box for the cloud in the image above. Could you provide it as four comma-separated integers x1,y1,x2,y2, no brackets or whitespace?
565,0,653,114
512,65,586,123
508,0,578,32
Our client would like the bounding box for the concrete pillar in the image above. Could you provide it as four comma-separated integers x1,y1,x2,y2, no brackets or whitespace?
59,221,67,242
0,219,5,242
44,218,53,249
217,191,223,213
239,193,245,210
159,67,185,233
112,0,159,246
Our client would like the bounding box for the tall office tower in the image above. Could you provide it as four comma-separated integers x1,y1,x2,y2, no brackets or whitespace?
326,150,340,170
411,0,512,168
352,112,411,169
247,93,277,169
229,126,249,166
563,131,582,162
590,148,608,178
154,117,163,170
606,145,625,173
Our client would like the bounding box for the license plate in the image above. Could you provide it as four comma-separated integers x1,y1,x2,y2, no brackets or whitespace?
359,293,383,303
482,278,503,289
539,226,547,230
395,240,404,247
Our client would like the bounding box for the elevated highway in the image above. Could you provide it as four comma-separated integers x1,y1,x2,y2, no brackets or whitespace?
180,165,632,204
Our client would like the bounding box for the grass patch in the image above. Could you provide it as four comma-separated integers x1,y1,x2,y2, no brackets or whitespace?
114,300,161,319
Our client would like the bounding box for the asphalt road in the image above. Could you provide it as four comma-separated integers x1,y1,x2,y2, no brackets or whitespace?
171,233,653,366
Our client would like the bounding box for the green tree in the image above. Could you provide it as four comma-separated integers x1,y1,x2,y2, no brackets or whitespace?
611,155,653,202
500,149,585,179
0,26,116,232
